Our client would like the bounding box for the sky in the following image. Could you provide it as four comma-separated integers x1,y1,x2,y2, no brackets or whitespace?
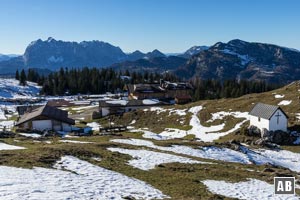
0,0,300,54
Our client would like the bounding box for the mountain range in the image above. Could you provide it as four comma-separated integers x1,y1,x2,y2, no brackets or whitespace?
0,37,171,74
176,39,300,83
1,37,300,83
0,54,19,62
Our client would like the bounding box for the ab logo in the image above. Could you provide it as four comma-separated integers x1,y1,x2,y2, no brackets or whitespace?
274,177,295,195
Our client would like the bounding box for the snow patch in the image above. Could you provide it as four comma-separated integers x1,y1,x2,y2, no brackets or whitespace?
129,120,136,125
108,147,201,170
187,106,248,142
0,155,168,199
278,100,292,105
202,178,298,200
48,56,63,63
105,100,128,106
136,106,248,142
111,139,249,164
274,94,285,99
221,49,252,65
86,122,101,131
142,99,160,105
60,140,94,144
0,120,14,130
0,78,40,99
240,146,300,172
206,111,248,123
0,142,25,150
19,133,42,138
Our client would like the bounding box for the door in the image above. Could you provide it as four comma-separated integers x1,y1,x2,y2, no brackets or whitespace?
32,120,52,131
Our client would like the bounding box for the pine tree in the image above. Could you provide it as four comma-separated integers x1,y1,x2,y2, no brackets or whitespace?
19,69,27,86
15,70,20,80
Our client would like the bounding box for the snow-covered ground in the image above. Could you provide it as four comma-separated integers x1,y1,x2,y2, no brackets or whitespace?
142,99,160,105
274,94,285,99
0,142,25,150
240,146,300,172
158,128,188,139
253,149,300,172
108,147,202,170
168,108,187,116
18,133,42,138
111,139,249,164
188,106,225,138
129,119,136,125
134,129,176,140
202,178,299,200
0,78,41,99
112,139,300,172
60,140,94,144
135,106,248,142
188,107,249,142
0,120,14,131
0,156,168,200
0,109,5,120
187,107,244,141
144,107,187,116
220,49,253,65
278,100,292,106
106,99,128,105
295,113,300,121
86,122,101,131
206,111,249,123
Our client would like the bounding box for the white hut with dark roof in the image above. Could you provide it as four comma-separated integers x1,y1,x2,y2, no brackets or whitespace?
249,103,288,132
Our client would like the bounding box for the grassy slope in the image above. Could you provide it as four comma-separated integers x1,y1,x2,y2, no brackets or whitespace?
1,82,300,199
1,133,299,199
100,81,300,141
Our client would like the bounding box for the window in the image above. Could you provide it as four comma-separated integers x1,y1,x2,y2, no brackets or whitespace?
258,117,261,122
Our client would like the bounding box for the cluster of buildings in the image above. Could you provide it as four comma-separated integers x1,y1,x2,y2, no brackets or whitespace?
14,80,193,131
14,101,290,137
98,81,193,117
12,78,290,136
127,80,193,104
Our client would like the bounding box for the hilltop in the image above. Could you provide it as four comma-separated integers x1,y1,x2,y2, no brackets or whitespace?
101,81,300,143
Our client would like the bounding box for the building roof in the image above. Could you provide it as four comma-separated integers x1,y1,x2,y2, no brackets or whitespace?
16,105,44,116
46,99,75,107
161,81,193,90
16,105,75,126
99,99,168,107
127,84,166,94
249,103,288,120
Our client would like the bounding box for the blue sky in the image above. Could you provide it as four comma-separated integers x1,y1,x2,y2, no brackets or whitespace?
0,0,299,54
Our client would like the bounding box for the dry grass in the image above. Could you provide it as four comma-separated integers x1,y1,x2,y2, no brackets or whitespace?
1,134,299,199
